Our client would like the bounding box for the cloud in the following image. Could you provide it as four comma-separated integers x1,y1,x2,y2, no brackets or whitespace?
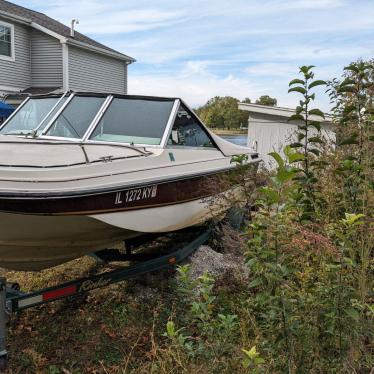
245,63,298,77
12,0,374,112
129,66,333,112
37,1,187,34
182,61,209,76
129,68,263,108
279,0,345,10
128,58,333,110
22,0,372,39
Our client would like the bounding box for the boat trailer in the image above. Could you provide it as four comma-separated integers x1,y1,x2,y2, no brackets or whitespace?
0,228,211,370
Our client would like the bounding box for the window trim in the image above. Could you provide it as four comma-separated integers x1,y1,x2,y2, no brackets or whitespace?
85,97,179,148
5,94,208,151
40,93,76,135
0,21,15,62
166,145,218,151
160,99,180,147
181,100,219,149
82,95,114,141
42,94,108,139
36,93,178,147
163,100,219,150
0,95,71,136
0,96,29,130
34,92,69,134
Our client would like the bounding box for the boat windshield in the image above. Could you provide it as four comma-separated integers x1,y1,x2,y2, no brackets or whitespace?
0,94,176,146
44,96,105,139
90,98,175,145
0,97,61,135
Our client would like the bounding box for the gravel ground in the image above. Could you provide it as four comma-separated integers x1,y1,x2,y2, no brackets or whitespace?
187,244,249,281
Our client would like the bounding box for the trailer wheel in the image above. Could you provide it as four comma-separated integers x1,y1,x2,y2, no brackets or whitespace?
0,356,8,371
226,206,246,229
10,283,20,291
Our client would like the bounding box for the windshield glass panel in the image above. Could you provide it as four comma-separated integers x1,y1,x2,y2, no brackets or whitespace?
0,98,59,135
167,104,215,148
36,97,67,135
45,96,105,139
90,98,174,145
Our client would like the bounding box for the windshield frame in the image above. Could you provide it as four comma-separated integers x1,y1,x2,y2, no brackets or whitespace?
0,93,70,136
0,96,30,132
81,95,114,140
0,93,182,149
39,94,112,142
82,96,180,148
34,91,69,134
39,92,76,140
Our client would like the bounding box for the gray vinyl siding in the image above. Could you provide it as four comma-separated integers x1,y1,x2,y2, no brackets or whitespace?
68,46,127,94
0,18,31,89
30,30,62,88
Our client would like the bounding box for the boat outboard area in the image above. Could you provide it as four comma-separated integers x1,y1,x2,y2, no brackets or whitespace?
0,92,260,271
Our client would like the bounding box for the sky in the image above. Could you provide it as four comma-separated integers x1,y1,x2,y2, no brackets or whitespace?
14,0,374,111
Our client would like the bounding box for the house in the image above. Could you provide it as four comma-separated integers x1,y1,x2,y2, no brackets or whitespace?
0,0,135,105
238,102,335,169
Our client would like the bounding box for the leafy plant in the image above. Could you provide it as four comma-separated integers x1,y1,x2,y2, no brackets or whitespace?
242,346,264,372
288,65,327,220
329,61,373,216
243,63,373,373
163,320,194,355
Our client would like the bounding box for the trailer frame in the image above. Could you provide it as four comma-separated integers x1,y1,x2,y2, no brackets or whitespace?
0,228,211,370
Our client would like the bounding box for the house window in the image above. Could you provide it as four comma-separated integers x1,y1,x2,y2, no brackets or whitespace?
0,21,14,61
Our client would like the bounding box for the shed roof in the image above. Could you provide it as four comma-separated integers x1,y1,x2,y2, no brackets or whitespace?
0,0,135,62
238,102,332,123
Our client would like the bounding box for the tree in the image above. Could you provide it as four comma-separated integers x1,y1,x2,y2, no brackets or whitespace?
255,95,277,107
195,96,249,129
327,59,373,215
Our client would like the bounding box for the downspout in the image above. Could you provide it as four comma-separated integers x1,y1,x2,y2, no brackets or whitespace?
247,114,252,148
124,59,135,94
62,42,69,91
125,62,128,94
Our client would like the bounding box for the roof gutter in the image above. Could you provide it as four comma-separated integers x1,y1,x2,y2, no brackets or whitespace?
30,22,135,63
238,103,333,123
0,10,30,25
66,38,135,63
30,22,67,43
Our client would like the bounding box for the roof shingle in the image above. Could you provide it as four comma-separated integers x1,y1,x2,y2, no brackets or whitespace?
0,0,133,60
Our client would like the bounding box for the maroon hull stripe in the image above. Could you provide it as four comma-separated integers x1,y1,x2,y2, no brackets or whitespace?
0,170,234,216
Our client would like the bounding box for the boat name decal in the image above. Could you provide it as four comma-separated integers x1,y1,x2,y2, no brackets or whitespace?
79,278,112,292
115,185,158,205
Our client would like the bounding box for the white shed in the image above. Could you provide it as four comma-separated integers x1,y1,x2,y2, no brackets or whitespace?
238,103,335,169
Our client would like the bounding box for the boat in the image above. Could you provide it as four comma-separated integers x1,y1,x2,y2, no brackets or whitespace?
0,92,260,271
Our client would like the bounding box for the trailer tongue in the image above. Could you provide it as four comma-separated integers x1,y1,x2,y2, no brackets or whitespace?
0,227,211,370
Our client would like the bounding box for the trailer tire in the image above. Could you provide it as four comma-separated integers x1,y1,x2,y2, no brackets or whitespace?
0,356,7,371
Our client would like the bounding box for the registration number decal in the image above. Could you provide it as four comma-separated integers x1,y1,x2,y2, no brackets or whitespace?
115,185,158,205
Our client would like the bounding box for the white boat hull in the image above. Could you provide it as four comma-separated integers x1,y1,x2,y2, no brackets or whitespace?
0,192,234,271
